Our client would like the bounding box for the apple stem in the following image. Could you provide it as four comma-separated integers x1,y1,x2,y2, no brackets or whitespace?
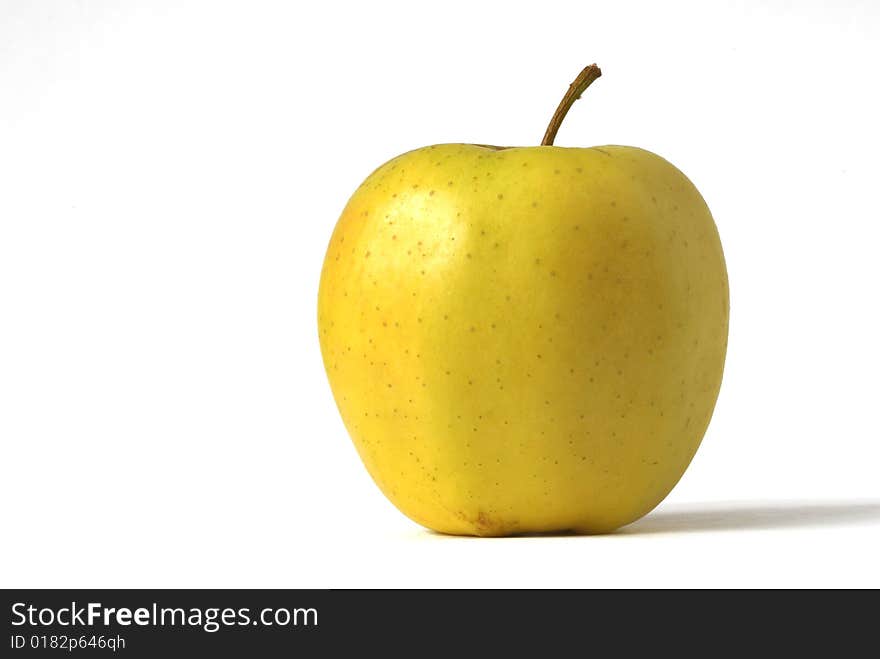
541,64,602,146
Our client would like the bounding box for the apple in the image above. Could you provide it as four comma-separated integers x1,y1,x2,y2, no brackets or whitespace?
318,65,728,535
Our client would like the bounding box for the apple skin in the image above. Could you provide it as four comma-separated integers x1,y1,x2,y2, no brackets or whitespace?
318,143,728,536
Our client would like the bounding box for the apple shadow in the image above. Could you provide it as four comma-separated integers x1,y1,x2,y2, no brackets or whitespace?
420,499,880,539
620,500,880,535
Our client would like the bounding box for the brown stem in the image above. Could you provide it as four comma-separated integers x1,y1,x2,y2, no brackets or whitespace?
541,64,602,146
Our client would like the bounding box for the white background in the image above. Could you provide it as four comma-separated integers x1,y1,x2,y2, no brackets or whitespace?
2,0,878,588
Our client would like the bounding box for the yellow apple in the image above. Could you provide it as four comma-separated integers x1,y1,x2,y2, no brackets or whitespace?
318,66,728,535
